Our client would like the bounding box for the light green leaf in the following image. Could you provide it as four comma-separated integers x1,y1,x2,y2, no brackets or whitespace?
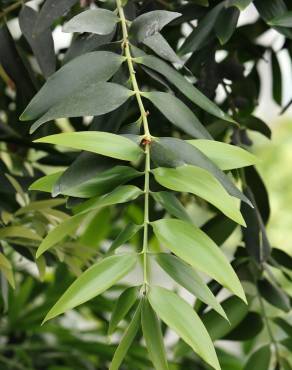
152,165,245,226
0,226,41,241
35,132,143,162
188,139,257,170
155,253,227,320
29,171,63,193
108,286,138,335
0,253,15,288
135,55,234,123
244,345,271,370
28,83,134,132
109,300,142,370
151,219,246,302
143,91,212,139
129,10,181,42
141,299,169,370
149,286,220,370
228,0,253,10
20,51,124,122
107,223,142,254
74,185,143,214
36,213,86,258
16,199,65,215
63,9,119,35
44,254,137,322
151,191,192,223
268,11,292,27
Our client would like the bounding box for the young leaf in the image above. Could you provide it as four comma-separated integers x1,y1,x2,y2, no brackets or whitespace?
151,219,246,302
36,212,86,258
29,172,63,193
152,165,246,226
63,9,119,35
188,139,257,170
143,91,212,139
148,286,220,370
107,223,142,254
35,132,143,162
129,10,181,43
43,254,137,322
135,54,234,123
28,82,134,132
244,345,271,370
108,287,138,335
141,299,169,370
109,301,142,370
20,51,125,122
151,191,192,223
155,253,227,320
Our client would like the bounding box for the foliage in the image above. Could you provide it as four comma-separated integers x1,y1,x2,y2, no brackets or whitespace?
0,0,292,369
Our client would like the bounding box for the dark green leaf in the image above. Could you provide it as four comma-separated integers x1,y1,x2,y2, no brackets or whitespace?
258,278,290,312
143,92,212,139
224,312,263,341
271,51,282,105
63,9,119,35
202,214,237,246
269,11,292,27
151,219,246,301
228,0,253,10
244,345,271,370
108,287,138,335
141,299,169,370
44,254,137,322
271,248,292,270
142,33,181,64
215,7,240,44
273,317,292,337
107,223,142,254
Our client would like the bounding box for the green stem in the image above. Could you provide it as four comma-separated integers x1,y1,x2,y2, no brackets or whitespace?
0,0,27,19
116,0,151,292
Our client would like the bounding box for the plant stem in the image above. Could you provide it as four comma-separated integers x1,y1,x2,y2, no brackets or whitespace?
116,0,151,292
0,0,27,19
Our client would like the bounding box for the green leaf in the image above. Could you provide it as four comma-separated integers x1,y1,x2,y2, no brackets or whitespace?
269,11,292,27
108,287,138,335
142,33,181,64
43,254,137,322
225,312,263,341
20,51,124,122
63,9,119,35
107,223,142,254
0,226,41,241
271,51,282,105
29,172,63,193
258,278,290,312
141,299,169,370
188,139,257,170
179,2,225,54
143,91,212,139
202,214,237,246
271,248,292,270
28,83,133,132
151,191,192,223
152,165,245,225
135,54,234,123
129,10,181,42
244,345,271,370
215,7,240,44
73,185,143,214
148,286,220,370
155,253,227,320
150,137,251,206
16,199,65,215
202,296,249,340
228,0,253,10
36,213,86,258
35,132,143,162
0,253,15,288
151,219,246,302
273,317,292,337
109,301,142,370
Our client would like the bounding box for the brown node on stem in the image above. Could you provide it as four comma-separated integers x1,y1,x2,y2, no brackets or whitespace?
141,138,152,146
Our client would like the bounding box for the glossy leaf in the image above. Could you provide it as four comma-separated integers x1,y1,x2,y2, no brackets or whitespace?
141,299,169,370
152,165,246,225
130,10,181,42
135,54,234,123
35,132,143,162
156,253,227,320
143,91,212,139
108,287,138,335
109,301,142,370
63,9,119,35
149,286,220,370
44,254,137,322
29,172,63,193
188,139,257,170
152,219,246,302
20,51,125,122
244,345,271,370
